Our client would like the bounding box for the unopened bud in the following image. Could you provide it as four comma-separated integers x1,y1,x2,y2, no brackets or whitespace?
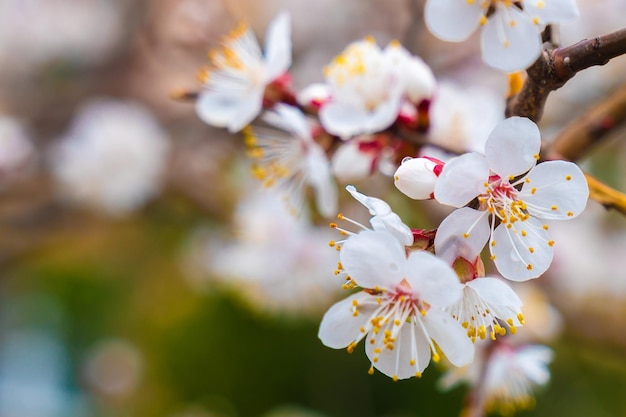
393,156,444,200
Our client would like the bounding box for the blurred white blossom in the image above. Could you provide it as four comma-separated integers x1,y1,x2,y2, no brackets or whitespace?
50,98,170,216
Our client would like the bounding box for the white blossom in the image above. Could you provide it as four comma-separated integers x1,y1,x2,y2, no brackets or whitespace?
319,229,474,380
434,117,588,280
196,12,291,132
424,0,579,72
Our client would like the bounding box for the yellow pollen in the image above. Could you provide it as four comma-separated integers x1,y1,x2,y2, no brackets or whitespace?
373,357,379,363
566,175,572,181
368,367,375,375
548,240,555,246
392,375,399,382
533,153,540,160
536,0,545,7
531,187,537,195
509,19,516,27
490,255,496,260
328,240,336,247
352,299,359,306
551,205,558,211
360,326,366,333
461,321,469,328
337,213,345,220
410,359,416,366
389,39,401,48
567,211,574,217
352,310,359,317
543,224,549,230
532,16,540,25
528,247,535,253
466,0,475,4
518,313,526,324
491,240,496,247
521,230,527,237
394,175,399,181
415,372,422,378
508,175,515,181
364,35,376,44
479,15,488,26
432,353,441,363
463,233,470,238
526,264,533,271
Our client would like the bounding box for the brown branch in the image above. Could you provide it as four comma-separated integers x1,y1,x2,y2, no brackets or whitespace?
507,28,626,122
547,82,626,161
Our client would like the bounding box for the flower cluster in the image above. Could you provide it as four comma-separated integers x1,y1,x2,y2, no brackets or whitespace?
189,6,592,414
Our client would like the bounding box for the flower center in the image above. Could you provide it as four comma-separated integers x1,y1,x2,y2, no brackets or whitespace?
479,175,529,226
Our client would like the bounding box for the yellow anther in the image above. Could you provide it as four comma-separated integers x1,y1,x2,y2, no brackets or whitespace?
415,372,422,378
368,367,375,375
521,230,527,237
337,213,345,220
548,240,555,246
566,175,572,181
491,240,496,247
531,187,537,195
528,247,535,253
328,240,336,247
479,15,488,25
551,205,558,211
461,321,469,329
567,211,574,217
394,319,401,326
392,375,398,382
432,353,440,363
490,255,496,260
364,35,376,44
509,19,516,27
526,264,533,270
533,153,540,160
543,224,549,230
373,357,379,363
517,313,525,325
463,233,470,238
508,175,515,181
410,359,416,366
352,310,359,317
373,348,382,354
360,326,366,333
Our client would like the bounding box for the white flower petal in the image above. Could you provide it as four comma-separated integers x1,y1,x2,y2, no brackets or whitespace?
404,251,463,307
366,323,429,379
424,0,482,42
320,97,400,139
516,345,553,385
340,230,406,289
263,11,292,80
480,7,542,72
423,309,475,367
491,218,553,281
318,292,378,349
466,278,523,311
196,90,263,133
307,146,338,218
435,152,489,207
435,207,490,265
485,117,541,179
520,160,588,220
525,0,579,26
346,185,391,215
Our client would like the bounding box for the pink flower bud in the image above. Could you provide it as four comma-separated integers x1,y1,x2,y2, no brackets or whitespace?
393,156,444,200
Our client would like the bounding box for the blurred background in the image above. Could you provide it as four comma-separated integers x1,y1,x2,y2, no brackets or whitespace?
0,0,626,416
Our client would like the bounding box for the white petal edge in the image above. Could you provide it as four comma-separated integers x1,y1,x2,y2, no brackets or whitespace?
423,309,475,367
435,207,490,265
480,7,542,72
520,160,589,220
264,11,292,81
424,0,482,42
340,230,406,289
435,152,490,207
318,292,378,349
485,117,540,179
404,251,463,307
491,218,553,281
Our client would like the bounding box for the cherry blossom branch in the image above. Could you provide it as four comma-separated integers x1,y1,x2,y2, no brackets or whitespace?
506,28,626,122
547,82,626,161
